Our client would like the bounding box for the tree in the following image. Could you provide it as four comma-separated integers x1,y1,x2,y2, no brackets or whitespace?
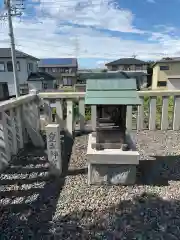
147,61,155,87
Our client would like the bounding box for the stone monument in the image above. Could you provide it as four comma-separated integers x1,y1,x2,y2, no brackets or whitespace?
86,78,141,185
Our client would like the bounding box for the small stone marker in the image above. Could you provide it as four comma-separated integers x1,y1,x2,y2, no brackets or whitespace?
46,124,62,176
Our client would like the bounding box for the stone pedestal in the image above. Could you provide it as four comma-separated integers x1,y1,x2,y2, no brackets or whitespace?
89,164,137,185
87,133,139,185
46,124,62,176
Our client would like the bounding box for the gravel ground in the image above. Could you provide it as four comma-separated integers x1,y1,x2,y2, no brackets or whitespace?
1,130,180,239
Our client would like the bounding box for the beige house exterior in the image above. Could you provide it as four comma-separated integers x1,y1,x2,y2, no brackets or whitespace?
152,58,180,90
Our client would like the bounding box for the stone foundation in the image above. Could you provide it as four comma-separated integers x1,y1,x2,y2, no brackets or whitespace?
88,164,137,185
87,133,139,185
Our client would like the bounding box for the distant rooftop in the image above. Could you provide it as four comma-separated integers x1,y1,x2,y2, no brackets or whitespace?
106,58,147,66
0,48,39,61
77,72,129,81
27,72,55,81
78,69,103,73
38,58,78,67
153,57,180,67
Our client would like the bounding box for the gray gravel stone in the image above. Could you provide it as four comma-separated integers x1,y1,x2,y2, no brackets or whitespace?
1,130,180,239
53,130,180,239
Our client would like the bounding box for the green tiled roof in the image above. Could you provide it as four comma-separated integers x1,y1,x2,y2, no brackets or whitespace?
85,78,141,105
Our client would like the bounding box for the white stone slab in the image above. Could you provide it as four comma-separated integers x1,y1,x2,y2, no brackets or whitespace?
87,134,139,165
46,124,62,175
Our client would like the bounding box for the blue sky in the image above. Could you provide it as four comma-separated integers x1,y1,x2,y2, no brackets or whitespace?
1,0,180,68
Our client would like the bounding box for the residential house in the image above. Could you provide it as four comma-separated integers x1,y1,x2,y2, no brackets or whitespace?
152,57,180,90
38,58,78,86
27,72,56,91
105,58,148,73
0,48,39,96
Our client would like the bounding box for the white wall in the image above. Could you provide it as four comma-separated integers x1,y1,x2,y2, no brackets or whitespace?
28,80,54,91
167,79,180,90
28,81,42,91
0,58,38,95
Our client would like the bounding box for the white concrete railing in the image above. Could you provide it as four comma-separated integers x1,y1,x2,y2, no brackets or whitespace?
38,90,180,134
0,90,41,169
39,92,86,135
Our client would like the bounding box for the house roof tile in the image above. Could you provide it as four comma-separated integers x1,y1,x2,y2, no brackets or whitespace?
38,58,78,67
153,57,180,67
0,48,39,60
27,72,55,81
105,58,147,66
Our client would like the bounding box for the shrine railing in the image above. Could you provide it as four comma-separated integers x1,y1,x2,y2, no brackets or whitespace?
0,90,41,170
0,89,180,170
38,90,180,134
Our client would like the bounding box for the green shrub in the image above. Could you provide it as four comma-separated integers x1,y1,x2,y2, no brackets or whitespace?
85,106,91,121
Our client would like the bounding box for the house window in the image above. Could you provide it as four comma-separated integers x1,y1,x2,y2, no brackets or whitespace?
60,68,65,73
17,61,20,71
157,81,167,87
7,61,13,72
135,65,142,71
111,66,118,71
27,63,33,72
6,61,20,72
0,62,5,72
123,65,131,71
43,83,48,89
63,77,68,85
48,68,53,72
67,78,72,85
21,88,29,95
160,66,169,71
52,68,58,73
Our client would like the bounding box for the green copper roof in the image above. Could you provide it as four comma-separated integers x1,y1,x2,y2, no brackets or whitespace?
85,78,141,105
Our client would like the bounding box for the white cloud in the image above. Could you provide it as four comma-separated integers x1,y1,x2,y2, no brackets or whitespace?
147,0,156,3
0,0,180,66
37,0,144,33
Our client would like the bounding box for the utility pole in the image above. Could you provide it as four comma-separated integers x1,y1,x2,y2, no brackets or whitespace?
6,0,19,97
1,0,25,97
